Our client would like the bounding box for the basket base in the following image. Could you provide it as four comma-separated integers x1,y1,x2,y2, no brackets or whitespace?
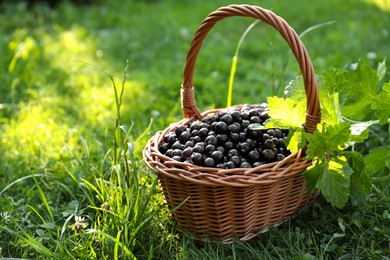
159,175,319,243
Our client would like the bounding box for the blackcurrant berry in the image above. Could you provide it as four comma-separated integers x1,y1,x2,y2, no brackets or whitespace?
263,139,275,149
228,123,241,133
179,131,191,144
199,128,209,139
212,150,224,163
215,121,228,134
230,155,241,166
276,154,286,161
262,149,275,161
204,157,215,167
230,110,242,122
224,141,234,151
217,134,228,143
248,150,261,162
205,135,218,146
190,152,203,165
228,149,239,158
175,125,187,137
221,114,234,125
159,143,169,154
205,144,216,155
172,156,182,162
182,147,193,159
240,162,252,168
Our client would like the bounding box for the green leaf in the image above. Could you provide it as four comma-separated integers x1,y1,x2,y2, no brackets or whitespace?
317,158,352,208
266,96,306,129
303,160,325,194
342,151,372,205
321,69,351,106
347,120,378,146
285,127,306,153
365,147,390,176
305,122,351,160
341,61,378,120
319,92,342,125
372,82,390,125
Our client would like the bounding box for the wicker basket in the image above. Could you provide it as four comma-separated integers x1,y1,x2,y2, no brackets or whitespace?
143,4,321,243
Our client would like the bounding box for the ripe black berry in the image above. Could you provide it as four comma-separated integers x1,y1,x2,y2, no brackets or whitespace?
205,135,218,146
205,144,216,155
172,156,182,162
228,149,239,158
230,155,241,166
230,110,242,122
217,134,228,143
224,141,234,151
173,149,183,157
221,114,234,125
182,147,193,159
250,116,261,124
191,152,203,165
263,139,275,149
228,123,241,133
226,161,235,169
241,120,250,129
248,150,261,162
253,161,264,167
199,128,209,139
215,121,228,134
204,157,216,167
179,131,191,144
193,145,204,154
159,143,169,154
237,142,250,155
175,125,187,137
262,149,275,161
230,132,240,143
240,162,252,168
212,150,224,163
267,129,276,137
276,154,286,161
190,122,200,132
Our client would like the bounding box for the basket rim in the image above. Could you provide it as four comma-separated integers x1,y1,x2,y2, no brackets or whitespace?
143,105,312,187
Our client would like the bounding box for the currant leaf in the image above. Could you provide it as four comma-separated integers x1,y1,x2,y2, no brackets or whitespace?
342,151,371,205
305,122,351,160
303,160,325,194
266,96,306,129
372,82,390,125
341,61,379,120
317,157,353,208
285,127,306,153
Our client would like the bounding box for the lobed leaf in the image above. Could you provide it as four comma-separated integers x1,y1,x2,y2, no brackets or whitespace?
341,61,379,120
266,96,306,131
305,122,351,160
317,158,353,209
372,82,390,125
285,127,306,153
342,151,372,205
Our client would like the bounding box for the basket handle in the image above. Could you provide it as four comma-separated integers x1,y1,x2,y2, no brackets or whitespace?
181,4,321,133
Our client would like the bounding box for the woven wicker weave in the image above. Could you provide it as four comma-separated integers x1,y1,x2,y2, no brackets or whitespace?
143,4,321,243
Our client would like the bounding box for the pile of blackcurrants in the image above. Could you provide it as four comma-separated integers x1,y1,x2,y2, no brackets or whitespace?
158,104,291,169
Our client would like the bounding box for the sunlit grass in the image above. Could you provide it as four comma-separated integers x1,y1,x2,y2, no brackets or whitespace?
365,0,390,11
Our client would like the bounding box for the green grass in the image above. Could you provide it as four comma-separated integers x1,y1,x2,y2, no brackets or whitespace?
0,0,389,259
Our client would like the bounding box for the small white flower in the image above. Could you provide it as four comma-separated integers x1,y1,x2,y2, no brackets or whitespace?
0,211,11,222
72,216,88,232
